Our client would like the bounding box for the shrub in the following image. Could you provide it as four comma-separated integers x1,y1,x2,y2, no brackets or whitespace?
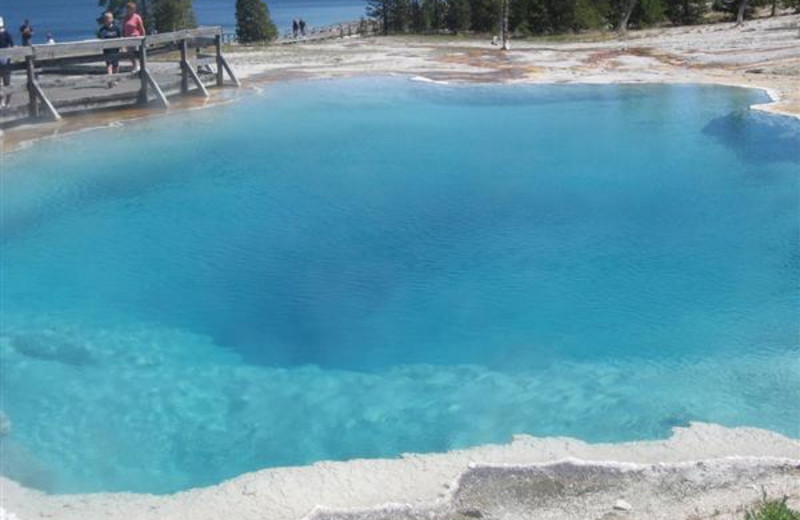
745,493,800,520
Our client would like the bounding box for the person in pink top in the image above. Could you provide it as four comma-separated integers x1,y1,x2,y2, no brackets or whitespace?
123,2,146,72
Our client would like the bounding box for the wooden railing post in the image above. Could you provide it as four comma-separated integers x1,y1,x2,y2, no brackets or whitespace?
138,40,148,104
215,33,224,87
26,54,39,118
179,38,189,94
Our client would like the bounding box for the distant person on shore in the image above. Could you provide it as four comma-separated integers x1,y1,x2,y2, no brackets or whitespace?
0,17,14,108
20,19,33,46
299,19,307,37
123,2,146,72
98,12,122,87
292,19,299,38
46,32,55,44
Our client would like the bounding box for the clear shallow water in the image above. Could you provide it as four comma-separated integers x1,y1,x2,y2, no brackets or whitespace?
1,79,798,494
1,0,365,43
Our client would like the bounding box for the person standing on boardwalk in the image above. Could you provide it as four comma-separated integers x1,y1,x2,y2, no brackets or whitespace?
299,19,306,37
0,17,14,108
20,19,33,46
98,12,122,87
292,19,299,38
123,2,146,73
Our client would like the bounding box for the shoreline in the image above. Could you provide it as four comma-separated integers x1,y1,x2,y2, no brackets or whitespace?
2,13,799,152
2,423,799,519
0,76,796,157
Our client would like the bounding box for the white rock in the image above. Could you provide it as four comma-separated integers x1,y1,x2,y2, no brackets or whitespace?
613,499,633,512
0,506,21,520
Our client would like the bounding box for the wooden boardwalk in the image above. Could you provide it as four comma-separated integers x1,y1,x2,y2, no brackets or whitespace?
275,20,379,45
0,27,239,128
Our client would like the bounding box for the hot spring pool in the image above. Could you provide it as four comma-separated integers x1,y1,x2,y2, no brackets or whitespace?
1,78,798,494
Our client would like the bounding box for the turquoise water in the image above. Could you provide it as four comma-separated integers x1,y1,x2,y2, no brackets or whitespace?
1,79,798,494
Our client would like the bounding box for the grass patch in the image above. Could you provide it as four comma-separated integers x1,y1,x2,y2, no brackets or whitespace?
745,492,800,520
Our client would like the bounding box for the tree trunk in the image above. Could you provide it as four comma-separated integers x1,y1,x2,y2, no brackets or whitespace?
618,0,637,34
771,0,777,16
736,0,750,26
501,0,510,50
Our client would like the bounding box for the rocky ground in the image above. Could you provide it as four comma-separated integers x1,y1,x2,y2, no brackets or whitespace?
2,424,799,520
227,13,800,119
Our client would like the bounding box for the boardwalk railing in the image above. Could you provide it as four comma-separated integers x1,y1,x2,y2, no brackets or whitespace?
219,19,381,44
277,19,381,43
0,26,239,126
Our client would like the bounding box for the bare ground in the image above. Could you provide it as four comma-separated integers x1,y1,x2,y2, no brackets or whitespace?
227,14,800,119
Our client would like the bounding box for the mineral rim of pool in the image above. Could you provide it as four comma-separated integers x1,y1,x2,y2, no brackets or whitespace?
1,78,798,494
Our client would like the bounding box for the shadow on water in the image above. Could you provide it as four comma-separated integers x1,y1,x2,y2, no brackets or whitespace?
703,110,800,165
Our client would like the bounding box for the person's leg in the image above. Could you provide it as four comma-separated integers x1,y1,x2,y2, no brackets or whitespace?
1,70,11,108
106,59,115,88
127,47,139,73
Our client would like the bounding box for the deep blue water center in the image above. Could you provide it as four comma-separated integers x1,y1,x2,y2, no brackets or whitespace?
1,79,798,494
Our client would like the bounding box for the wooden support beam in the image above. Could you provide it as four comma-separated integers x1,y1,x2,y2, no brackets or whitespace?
30,80,61,121
143,69,169,108
182,61,210,98
180,39,189,94
218,55,241,88
215,34,224,87
138,43,149,105
26,55,39,118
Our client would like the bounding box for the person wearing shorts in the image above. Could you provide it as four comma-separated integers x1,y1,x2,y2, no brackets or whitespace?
122,2,145,72
98,12,121,86
0,17,14,108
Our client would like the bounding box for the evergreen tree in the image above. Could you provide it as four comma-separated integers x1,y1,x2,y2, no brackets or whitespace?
236,0,278,42
469,0,500,32
424,0,447,29
367,0,392,34
573,0,611,30
509,0,549,35
634,0,665,26
712,0,757,23
391,0,412,31
446,0,472,32
411,0,428,31
613,0,639,31
664,0,706,24
153,0,197,32
783,0,800,11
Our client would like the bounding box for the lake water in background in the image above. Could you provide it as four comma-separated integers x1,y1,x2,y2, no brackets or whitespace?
1,79,799,494
0,0,366,42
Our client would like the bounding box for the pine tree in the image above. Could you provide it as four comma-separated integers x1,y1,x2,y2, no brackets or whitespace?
236,0,278,42
469,0,500,32
573,0,611,31
153,0,197,32
615,0,638,32
783,0,800,12
367,0,392,34
664,0,706,24
445,0,472,32
391,0,412,31
410,0,428,31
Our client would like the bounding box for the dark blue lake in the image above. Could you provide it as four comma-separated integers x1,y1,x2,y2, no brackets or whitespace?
0,0,366,42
